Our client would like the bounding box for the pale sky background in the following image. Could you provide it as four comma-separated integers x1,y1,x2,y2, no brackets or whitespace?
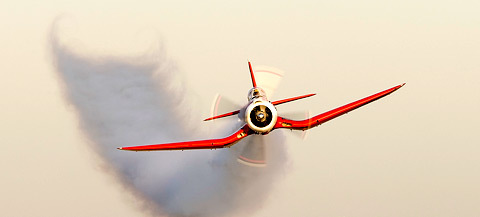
1,0,480,216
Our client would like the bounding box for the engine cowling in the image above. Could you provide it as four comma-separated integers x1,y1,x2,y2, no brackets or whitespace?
245,100,278,134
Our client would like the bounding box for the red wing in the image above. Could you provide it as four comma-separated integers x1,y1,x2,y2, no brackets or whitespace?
274,84,405,130
118,124,252,151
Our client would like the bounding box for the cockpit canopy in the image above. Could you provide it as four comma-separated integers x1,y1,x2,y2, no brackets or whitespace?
247,87,267,101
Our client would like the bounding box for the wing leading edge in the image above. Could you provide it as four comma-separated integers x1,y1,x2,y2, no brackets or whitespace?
274,83,405,130
118,124,252,151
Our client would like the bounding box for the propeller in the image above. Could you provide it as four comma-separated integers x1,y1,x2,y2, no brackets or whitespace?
251,105,272,127
254,106,266,122
210,94,243,121
237,135,266,167
210,64,284,167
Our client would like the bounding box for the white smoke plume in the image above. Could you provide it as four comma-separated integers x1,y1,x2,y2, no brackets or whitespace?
49,22,288,217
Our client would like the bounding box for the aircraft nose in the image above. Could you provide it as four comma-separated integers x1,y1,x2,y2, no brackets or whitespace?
257,113,265,119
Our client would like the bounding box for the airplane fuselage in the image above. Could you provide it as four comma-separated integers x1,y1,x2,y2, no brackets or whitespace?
244,87,278,134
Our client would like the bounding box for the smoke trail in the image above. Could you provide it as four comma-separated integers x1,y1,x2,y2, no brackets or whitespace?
49,21,288,217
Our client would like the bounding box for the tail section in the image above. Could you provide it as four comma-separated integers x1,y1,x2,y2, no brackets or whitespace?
248,61,257,88
271,93,316,106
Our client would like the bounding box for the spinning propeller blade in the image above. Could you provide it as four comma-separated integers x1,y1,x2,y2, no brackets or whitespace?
237,135,266,167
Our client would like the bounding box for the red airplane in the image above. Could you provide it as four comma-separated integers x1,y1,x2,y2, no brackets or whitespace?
118,61,404,155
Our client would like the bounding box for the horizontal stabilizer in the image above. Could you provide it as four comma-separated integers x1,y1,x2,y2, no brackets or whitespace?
204,110,240,121
204,93,315,121
271,93,316,106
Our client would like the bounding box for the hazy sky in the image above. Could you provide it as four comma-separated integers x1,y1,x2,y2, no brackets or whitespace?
1,0,479,216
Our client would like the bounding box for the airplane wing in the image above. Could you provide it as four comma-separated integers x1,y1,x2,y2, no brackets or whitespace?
274,83,405,130
118,124,252,151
